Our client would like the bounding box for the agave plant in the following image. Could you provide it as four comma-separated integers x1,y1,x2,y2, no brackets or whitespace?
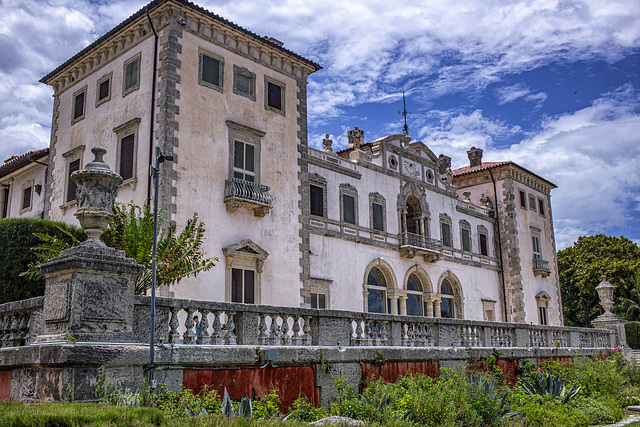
520,371,581,402
221,388,253,418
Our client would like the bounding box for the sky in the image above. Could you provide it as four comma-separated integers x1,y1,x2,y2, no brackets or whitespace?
0,0,638,249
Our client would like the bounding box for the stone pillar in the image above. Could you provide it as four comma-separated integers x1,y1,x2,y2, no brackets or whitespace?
389,296,399,315
433,297,442,318
35,148,143,343
425,297,434,317
398,295,407,316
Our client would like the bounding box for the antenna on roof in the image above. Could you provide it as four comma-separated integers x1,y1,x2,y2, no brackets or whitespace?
398,91,411,135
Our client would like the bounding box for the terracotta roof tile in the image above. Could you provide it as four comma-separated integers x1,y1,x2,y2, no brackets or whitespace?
0,149,49,179
452,160,556,188
41,0,321,84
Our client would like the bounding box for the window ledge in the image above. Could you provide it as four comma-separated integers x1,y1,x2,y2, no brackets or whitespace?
59,200,77,215
533,258,551,277
399,232,441,263
118,177,138,190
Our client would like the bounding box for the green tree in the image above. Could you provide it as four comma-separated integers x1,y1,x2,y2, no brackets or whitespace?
558,235,640,327
101,202,217,294
0,219,85,304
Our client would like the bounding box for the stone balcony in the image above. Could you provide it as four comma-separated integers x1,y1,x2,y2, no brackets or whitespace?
224,178,273,217
533,258,552,277
399,232,441,263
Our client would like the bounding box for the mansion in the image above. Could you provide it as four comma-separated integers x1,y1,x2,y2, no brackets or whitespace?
0,0,561,326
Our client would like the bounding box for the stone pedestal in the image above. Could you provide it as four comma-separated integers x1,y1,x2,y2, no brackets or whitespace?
35,243,143,343
592,313,628,349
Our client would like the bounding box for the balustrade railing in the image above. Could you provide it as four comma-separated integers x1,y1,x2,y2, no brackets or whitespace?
400,232,441,251
134,296,615,350
224,178,273,207
533,258,552,275
0,297,43,347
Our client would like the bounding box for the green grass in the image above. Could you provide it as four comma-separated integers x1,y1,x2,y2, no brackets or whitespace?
0,402,318,427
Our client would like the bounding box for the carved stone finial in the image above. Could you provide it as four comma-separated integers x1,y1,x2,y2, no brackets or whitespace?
322,133,333,152
463,192,471,203
71,147,123,246
480,193,494,210
347,126,364,149
595,275,615,315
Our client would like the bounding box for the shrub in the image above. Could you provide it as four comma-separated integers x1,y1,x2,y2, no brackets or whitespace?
570,354,630,403
511,395,589,427
569,395,623,425
287,396,329,422
0,218,85,303
627,321,640,349
252,390,281,420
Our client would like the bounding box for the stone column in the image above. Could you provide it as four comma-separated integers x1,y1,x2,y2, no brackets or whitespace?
35,147,143,343
398,295,408,316
425,297,434,317
433,297,442,318
389,295,399,315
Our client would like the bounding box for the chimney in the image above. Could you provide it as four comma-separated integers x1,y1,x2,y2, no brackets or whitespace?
348,127,364,149
438,154,451,175
467,147,483,168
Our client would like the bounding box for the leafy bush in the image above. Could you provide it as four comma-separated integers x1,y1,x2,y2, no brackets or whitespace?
511,395,589,427
0,218,85,303
627,321,640,349
570,353,630,403
569,395,623,425
287,396,329,422
252,390,281,420
519,371,580,403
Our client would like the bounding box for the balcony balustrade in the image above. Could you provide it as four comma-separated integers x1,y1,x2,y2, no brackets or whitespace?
399,232,441,262
533,258,552,277
224,178,273,217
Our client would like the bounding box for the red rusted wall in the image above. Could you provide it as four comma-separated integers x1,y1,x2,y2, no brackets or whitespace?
0,370,11,401
495,359,518,386
183,365,318,412
362,361,439,386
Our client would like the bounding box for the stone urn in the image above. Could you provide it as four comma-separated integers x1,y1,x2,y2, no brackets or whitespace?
71,147,122,246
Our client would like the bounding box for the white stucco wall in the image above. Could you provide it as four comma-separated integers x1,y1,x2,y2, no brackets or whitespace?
0,159,48,219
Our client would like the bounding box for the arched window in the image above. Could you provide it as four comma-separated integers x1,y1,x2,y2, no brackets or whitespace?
367,267,387,313
440,279,455,318
406,273,423,316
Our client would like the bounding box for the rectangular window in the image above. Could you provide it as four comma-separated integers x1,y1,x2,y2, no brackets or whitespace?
22,186,31,210
119,134,135,181
267,82,282,110
461,228,471,252
1,187,9,218
310,184,324,216
479,233,488,256
123,54,141,95
202,54,221,86
237,74,250,94
532,235,541,259
441,222,451,248
519,190,526,208
529,195,536,211
310,293,326,309
372,202,384,231
342,194,355,224
73,91,85,121
99,79,110,101
539,306,548,325
233,65,256,100
538,198,545,216
66,159,81,202
233,140,255,182
231,268,255,304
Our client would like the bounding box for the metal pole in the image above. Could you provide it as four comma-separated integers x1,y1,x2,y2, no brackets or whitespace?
149,146,160,388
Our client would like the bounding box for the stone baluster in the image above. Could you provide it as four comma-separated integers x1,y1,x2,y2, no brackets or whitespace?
258,314,269,345
225,312,237,345
352,319,362,346
183,309,196,344
401,323,408,347
0,316,7,346
269,315,279,345
17,314,27,346
168,308,180,344
291,315,302,345
303,316,312,346
199,310,210,345
282,315,292,345
9,314,19,346
24,314,33,345
380,321,389,345
417,323,426,346
364,321,373,346
211,311,224,345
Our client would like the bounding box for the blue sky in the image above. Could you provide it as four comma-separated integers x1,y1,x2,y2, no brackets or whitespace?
0,0,638,249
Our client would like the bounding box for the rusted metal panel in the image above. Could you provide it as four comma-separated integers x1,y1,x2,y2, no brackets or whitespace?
495,359,518,386
362,361,439,386
183,365,319,412
0,370,11,401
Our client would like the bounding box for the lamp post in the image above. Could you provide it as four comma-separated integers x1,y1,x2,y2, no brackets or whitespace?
148,146,172,388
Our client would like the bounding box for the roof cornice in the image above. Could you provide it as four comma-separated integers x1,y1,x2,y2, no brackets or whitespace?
40,0,321,93
453,161,557,195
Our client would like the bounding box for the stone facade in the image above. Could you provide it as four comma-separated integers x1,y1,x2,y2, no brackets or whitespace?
5,0,563,326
